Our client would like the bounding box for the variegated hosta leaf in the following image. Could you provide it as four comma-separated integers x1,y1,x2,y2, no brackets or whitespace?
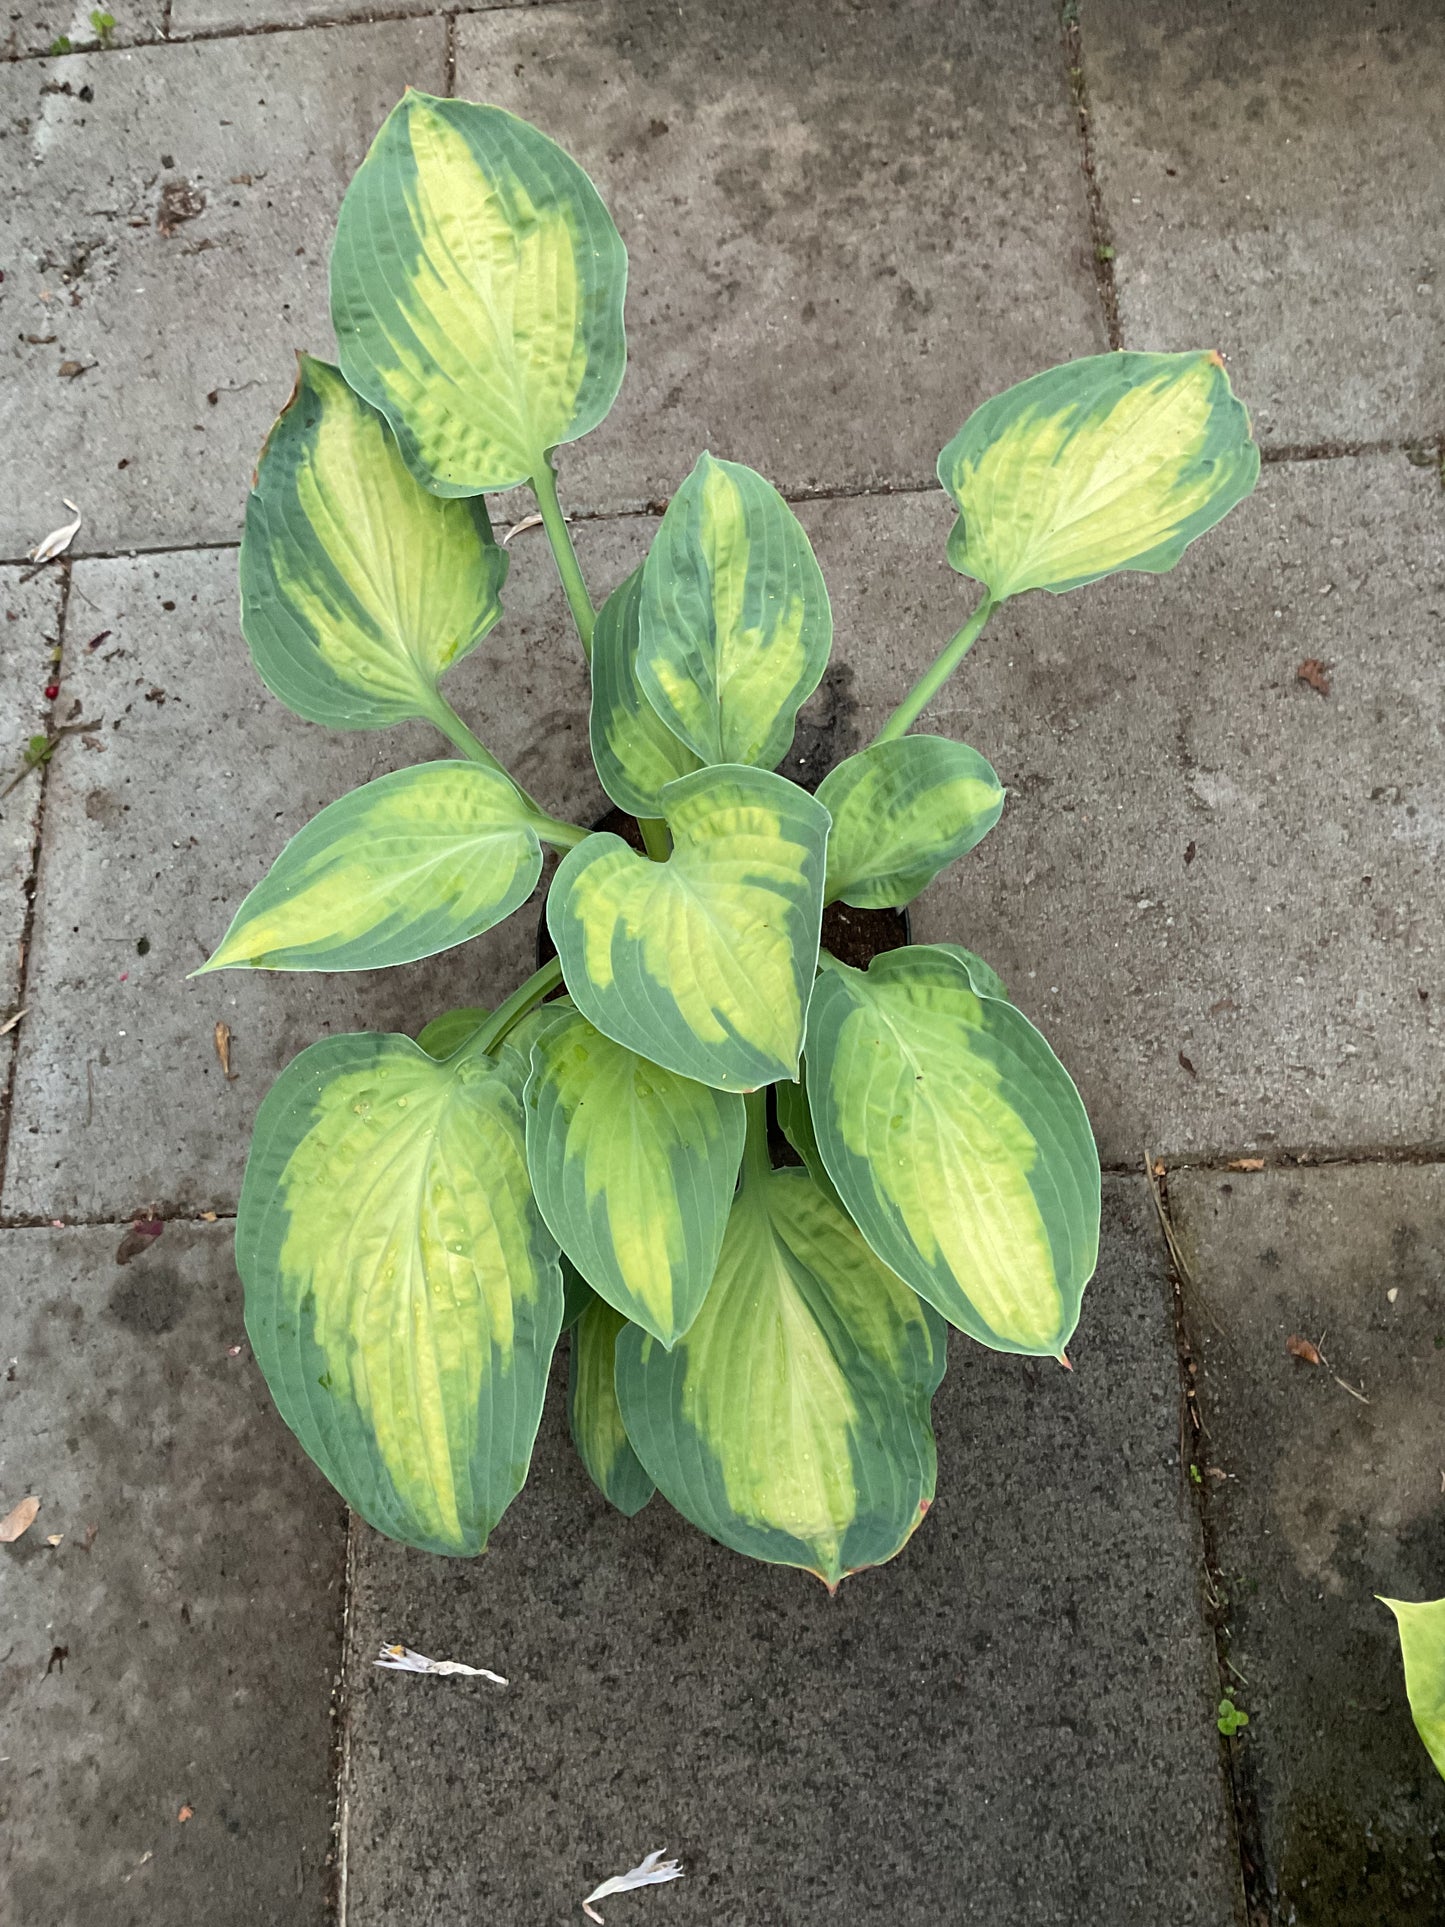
547,764,830,1090
524,1006,745,1346
199,763,542,974
331,91,627,494
237,1031,563,1556
773,1071,844,1213
417,1006,491,1059
1382,1596,1445,1780
939,350,1259,601
616,1165,946,1587
816,736,1005,908
239,355,507,730
805,946,1099,1357
568,1296,655,1516
589,565,700,816
931,943,1011,1004
638,453,831,770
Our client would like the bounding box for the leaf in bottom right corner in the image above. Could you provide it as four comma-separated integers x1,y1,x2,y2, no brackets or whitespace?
804,943,1100,1358
1382,1594,1445,1780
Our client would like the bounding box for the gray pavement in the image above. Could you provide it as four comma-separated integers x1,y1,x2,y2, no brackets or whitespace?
343,1181,1240,1927
0,1222,344,1927
1171,1166,1445,1925
1,1,1441,1923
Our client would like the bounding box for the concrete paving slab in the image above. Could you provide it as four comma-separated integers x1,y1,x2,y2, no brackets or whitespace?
1086,0,1445,448
1170,1164,1445,1925
454,0,1106,515
0,19,447,560
340,1176,1241,1927
1,525,639,1220
1,3,165,60
0,1221,344,1927
880,454,1445,1163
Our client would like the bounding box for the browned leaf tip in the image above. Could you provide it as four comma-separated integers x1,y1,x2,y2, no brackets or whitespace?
115,1217,164,1266
1296,658,1332,697
0,1494,41,1543
213,1020,238,1081
1286,1334,1323,1367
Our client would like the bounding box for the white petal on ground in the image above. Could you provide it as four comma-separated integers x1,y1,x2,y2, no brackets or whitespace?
373,1642,507,1685
582,1850,685,1922
28,500,82,564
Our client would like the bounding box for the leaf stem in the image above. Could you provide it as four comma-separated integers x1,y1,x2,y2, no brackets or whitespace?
870,594,997,745
637,816,671,863
424,693,519,783
531,457,596,661
473,956,564,1057
527,811,592,851
742,1087,773,1185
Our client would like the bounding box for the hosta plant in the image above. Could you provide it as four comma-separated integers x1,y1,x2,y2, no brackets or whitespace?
205,92,1259,1587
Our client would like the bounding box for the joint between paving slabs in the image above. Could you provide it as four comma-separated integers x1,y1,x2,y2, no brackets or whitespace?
443,9,458,98
1146,1151,1271,1927
1059,2,1122,351
1,1,586,65
0,565,71,1206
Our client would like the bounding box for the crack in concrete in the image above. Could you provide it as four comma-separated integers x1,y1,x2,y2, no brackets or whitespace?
1153,1156,1271,1926
0,563,71,1209
0,2,579,66
1060,1,1122,351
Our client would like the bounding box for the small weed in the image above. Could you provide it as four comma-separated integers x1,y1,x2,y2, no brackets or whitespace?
1188,1462,1203,1486
1217,1697,1250,1738
1095,243,1116,264
90,9,116,43
48,34,72,54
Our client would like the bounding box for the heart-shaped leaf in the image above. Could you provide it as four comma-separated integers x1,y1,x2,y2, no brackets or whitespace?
816,736,1004,907
589,564,700,816
547,764,830,1090
240,356,508,731
1382,1596,1445,1781
940,350,1259,601
331,92,628,494
525,1005,745,1346
238,1030,563,1556
805,945,1099,1357
568,1296,655,1517
638,453,831,769
199,762,543,973
616,1163,945,1587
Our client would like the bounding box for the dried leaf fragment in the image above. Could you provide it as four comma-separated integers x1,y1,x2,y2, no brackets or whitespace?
213,1020,238,1081
582,1851,684,1923
0,1495,41,1542
1296,657,1331,697
373,1643,507,1685
1226,1158,1265,1172
177,1805,193,1823
0,1008,26,1038
1286,1334,1323,1367
502,512,544,546
115,1218,164,1266
45,1533,63,1547
28,499,82,564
